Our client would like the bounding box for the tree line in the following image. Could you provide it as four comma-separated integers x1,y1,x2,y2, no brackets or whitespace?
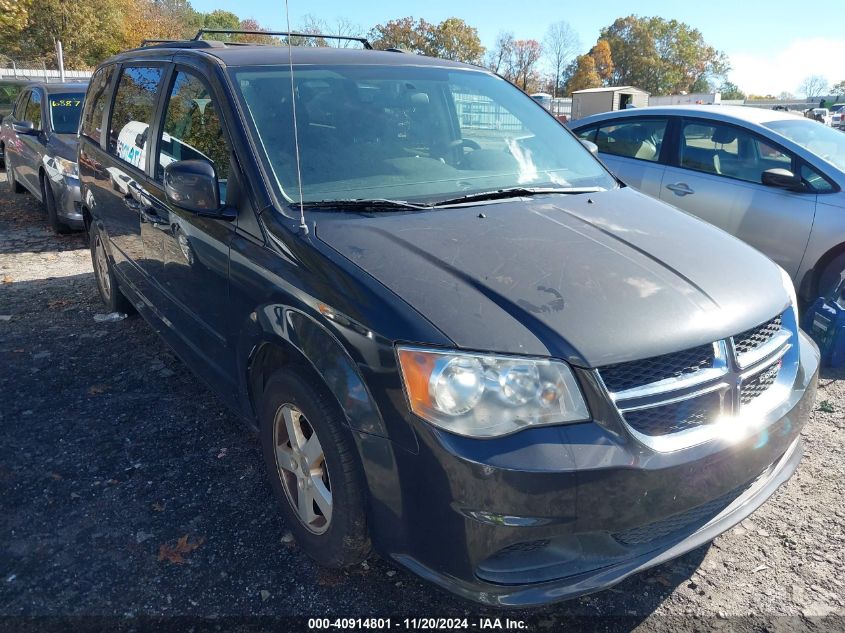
4,3,840,100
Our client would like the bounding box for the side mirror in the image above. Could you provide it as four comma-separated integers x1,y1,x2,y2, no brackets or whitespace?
761,168,803,191
581,139,599,155
164,160,223,215
13,120,36,135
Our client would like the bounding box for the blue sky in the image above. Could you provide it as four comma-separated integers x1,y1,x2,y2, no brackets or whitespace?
191,0,845,95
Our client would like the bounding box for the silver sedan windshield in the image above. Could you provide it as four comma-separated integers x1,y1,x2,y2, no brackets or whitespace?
765,118,845,173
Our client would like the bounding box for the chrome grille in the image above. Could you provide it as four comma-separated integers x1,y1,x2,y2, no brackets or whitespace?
623,391,721,436
597,310,796,451
600,344,715,393
733,315,782,357
740,361,780,406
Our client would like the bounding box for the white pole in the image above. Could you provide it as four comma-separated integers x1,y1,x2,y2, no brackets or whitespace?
56,40,65,82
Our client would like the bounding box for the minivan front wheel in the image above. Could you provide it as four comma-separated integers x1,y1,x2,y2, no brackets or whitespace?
260,369,370,568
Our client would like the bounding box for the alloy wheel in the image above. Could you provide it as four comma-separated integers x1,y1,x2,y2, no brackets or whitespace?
272,403,332,534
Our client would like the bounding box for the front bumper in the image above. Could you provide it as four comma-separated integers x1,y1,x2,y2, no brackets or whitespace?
381,332,819,607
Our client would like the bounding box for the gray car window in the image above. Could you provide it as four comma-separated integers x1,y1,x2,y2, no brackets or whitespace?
595,119,666,163
24,90,42,129
680,121,794,185
800,164,834,192
13,91,30,120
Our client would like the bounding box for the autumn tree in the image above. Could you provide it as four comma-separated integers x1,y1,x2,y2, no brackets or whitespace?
719,80,745,100
543,21,579,97
565,55,601,94
831,80,845,96
300,15,365,48
369,16,484,63
799,75,828,99
589,40,614,83
485,32,515,76
200,9,240,39
598,15,727,95
0,0,30,32
429,17,484,63
508,39,542,92
1,0,133,67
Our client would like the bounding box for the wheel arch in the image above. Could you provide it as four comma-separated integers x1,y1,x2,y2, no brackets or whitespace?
800,241,845,299
242,307,396,445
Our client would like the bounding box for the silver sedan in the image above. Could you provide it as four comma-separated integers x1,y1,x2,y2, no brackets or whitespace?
572,105,845,299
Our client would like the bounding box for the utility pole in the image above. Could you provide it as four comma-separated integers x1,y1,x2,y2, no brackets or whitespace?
55,40,65,82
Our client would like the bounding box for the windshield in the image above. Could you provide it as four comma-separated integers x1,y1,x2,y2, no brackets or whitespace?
765,118,845,172
48,93,84,134
232,65,615,205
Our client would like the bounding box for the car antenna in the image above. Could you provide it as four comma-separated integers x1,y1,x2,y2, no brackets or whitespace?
284,0,308,235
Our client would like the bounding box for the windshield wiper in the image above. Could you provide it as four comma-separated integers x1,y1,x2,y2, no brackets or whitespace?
433,186,605,207
298,198,431,211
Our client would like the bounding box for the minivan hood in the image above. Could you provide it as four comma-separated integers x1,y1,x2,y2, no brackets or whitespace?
315,188,789,367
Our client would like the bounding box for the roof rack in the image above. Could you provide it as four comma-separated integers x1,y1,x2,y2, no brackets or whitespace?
192,28,374,50
141,39,180,46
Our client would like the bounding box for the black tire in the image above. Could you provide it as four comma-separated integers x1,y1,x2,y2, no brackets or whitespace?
259,368,371,568
6,157,24,193
817,253,845,298
89,225,133,314
42,175,73,234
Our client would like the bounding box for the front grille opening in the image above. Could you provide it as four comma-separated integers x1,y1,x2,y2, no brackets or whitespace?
600,344,715,393
613,480,750,546
740,362,781,406
475,535,624,585
623,390,721,436
732,315,783,358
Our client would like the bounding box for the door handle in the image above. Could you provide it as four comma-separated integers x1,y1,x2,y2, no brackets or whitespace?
666,182,694,196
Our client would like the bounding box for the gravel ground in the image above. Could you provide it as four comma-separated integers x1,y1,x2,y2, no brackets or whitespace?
1,170,844,633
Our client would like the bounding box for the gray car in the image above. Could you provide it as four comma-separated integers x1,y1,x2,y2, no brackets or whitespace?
572,105,845,300
1,81,88,233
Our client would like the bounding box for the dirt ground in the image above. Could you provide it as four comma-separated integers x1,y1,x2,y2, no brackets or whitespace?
1,170,843,633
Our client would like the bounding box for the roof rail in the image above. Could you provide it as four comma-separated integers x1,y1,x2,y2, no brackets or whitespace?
193,28,374,50
138,39,225,50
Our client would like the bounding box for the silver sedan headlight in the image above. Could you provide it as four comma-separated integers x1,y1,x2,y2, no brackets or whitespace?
52,156,79,179
396,346,590,438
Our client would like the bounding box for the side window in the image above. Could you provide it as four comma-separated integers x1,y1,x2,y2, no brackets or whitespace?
800,164,834,193
157,71,230,197
595,119,666,162
108,66,164,169
24,90,42,129
575,126,598,143
13,91,30,120
81,66,115,145
680,121,795,184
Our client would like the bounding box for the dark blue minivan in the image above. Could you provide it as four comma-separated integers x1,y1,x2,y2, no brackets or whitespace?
78,32,818,606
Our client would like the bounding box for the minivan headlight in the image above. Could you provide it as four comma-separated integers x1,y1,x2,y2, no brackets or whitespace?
396,346,590,438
